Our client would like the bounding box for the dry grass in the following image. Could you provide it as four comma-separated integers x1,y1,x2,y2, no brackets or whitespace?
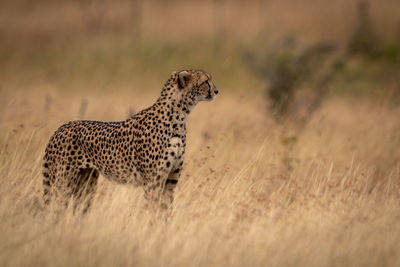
0,87,399,267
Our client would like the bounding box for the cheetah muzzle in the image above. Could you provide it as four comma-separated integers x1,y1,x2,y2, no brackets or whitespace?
42,69,218,211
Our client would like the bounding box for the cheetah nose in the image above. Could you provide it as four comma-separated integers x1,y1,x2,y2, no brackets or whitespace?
214,90,219,95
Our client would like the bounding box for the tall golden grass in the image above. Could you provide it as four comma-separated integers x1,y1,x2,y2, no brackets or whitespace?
0,87,399,266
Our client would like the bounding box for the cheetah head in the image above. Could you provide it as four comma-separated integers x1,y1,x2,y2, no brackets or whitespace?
172,69,218,103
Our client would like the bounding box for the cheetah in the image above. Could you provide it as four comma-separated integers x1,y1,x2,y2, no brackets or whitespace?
42,69,218,210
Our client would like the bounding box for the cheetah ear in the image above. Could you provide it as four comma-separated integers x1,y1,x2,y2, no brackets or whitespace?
178,71,191,89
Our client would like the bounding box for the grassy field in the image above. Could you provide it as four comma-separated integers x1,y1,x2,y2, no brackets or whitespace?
1,0,400,266
1,87,400,267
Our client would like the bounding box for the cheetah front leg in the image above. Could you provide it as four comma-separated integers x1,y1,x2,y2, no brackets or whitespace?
160,165,183,209
144,137,184,209
160,137,184,209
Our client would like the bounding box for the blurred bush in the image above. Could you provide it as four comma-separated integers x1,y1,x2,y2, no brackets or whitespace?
243,0,400,122
243,38,337,119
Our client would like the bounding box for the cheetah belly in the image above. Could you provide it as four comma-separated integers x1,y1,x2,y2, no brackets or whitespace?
91,152,143,186
100,165,143,186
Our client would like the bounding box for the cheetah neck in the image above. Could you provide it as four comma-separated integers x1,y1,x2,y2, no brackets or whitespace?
127,84,195,138
156,81,198,119
154,93,195,124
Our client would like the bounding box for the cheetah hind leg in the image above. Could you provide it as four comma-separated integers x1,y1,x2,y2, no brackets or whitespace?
72,168,99,213
43,171,53,206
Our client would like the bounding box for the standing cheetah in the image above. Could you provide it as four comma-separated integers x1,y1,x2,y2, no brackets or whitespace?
42,69,218,209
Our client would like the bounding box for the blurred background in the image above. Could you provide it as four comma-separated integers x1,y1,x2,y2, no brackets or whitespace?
0,0,399,113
